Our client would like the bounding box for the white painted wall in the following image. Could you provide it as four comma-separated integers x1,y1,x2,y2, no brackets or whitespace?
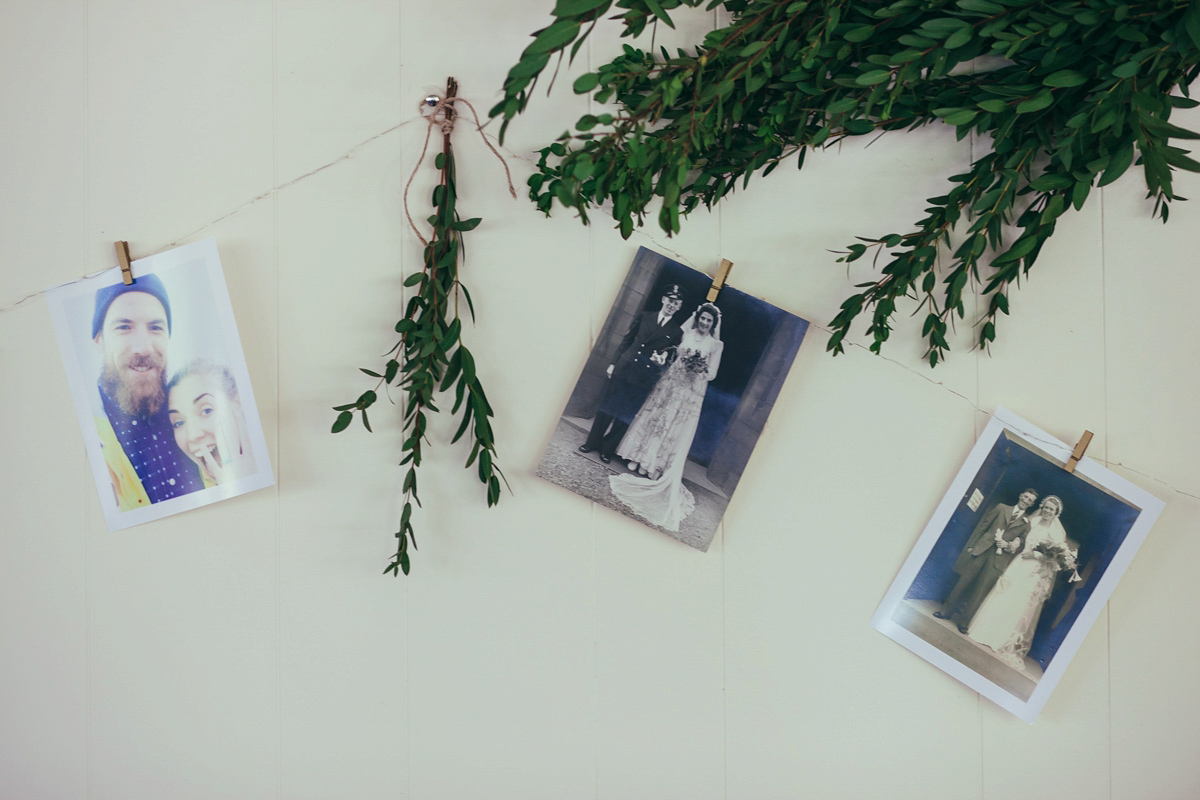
2,2,1197,798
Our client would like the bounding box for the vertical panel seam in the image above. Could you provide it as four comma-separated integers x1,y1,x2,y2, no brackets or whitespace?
271,2,282,798
1100,185,1113,800
716,9,729,788
83,0,93,796
399,3,410,798
586,30,600,800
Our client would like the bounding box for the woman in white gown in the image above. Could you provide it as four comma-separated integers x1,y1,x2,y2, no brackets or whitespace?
968,495,1077,669
609,303,724,531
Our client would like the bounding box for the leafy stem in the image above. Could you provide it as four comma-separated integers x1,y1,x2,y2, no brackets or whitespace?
493,0,1200,365
333,78,504,576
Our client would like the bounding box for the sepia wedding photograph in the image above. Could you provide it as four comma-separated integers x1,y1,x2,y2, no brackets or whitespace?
871,408,1165,722
46,239,274,531
536,247,809,551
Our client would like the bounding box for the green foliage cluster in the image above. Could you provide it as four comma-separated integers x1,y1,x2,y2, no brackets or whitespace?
333,103,504,576
492,0,1200,364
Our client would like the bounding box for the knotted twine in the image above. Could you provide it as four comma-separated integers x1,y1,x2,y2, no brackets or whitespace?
402,94,517,247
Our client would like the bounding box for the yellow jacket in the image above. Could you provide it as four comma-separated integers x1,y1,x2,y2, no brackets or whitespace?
94,413,151,511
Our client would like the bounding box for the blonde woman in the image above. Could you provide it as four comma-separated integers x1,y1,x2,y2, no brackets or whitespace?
166,359,256,487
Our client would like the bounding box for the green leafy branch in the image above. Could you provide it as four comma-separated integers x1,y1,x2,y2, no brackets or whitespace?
333,80,505,576
492,0,1200,365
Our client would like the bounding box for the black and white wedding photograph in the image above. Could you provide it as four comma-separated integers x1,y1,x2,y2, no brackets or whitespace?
46,239,275,531
871,409,1165,722
536,247,809,551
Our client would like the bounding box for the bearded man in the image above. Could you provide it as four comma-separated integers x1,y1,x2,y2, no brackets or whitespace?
92,275,204,509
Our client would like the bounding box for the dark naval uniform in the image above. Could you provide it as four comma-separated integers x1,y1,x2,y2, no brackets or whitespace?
581,307,684,461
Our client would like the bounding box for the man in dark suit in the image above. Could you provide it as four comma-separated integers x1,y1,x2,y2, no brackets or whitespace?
934,488,1039,633
579,283,686,463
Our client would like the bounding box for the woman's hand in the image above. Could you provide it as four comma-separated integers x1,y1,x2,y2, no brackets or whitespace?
195,404,255,485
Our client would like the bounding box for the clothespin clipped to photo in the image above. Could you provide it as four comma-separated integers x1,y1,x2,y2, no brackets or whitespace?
1064,430,1094,474
115,241,134,285
706,258,734,302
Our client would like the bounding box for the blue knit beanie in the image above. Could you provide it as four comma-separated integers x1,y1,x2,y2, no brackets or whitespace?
91,272,172,339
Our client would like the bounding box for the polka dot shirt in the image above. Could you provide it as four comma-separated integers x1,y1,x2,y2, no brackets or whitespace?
100,386,204,503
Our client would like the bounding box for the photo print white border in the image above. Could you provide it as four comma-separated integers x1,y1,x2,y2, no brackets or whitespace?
871,407,1164,723
46,239,274,531
536,246,809,551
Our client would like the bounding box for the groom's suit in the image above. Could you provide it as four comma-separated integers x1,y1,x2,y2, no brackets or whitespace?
582,308,684,459
939,501,1032,629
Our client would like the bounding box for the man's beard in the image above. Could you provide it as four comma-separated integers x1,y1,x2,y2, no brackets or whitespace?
100,355,166,415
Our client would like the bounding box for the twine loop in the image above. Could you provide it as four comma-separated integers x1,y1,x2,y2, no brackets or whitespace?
403,94,517,247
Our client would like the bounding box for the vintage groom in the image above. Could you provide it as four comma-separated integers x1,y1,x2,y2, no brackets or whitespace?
934,488,1038,633
579,283,686,463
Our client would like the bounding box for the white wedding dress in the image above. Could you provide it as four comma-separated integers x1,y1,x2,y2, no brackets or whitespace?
968,516,1069,668
609,322,723,531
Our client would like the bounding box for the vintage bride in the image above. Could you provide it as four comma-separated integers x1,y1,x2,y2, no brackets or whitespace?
609,302,724,531
968,495,1080,669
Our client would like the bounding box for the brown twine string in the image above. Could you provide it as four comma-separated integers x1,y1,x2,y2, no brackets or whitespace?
402,95,517,247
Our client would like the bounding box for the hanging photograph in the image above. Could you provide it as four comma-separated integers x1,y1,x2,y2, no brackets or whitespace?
46,238,274,531
871,408,1164,722
537,247,809,551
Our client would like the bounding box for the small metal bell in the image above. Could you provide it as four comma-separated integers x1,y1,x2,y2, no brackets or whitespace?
423,95,441,108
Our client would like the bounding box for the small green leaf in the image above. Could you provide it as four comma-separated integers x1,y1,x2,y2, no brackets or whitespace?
828,96,858,114
1044,70,1087,88
1097,144,1134,186
855,69,892,86
944,27,972,49
957,0,1003,12
527,19,581,55
572,72,600,93
1016,90,1053,114
331,411,353,433
1029,173,1073,191
844,25,874,43
739,40,769,58
553,0,609,16
1072,179,1092,211
1112,61,1140,79
403,272,425,287
943,109,978,126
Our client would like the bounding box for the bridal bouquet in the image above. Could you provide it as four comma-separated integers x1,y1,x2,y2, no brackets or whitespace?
1031,540,1078,573
680,350,709,376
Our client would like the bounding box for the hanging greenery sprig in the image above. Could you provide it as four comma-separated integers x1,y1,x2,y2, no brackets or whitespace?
334,78,508,576
491,0,1200,365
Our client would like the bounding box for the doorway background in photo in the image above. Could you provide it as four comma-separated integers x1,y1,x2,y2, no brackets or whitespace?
905,430,1141,669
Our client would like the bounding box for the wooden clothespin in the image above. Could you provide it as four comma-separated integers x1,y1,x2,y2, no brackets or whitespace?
114,241,134,285
1064,430,1094,474
706,258,734,302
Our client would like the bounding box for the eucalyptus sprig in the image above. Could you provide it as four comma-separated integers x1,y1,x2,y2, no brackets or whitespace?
334,82,505,576
493,0,1200,364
